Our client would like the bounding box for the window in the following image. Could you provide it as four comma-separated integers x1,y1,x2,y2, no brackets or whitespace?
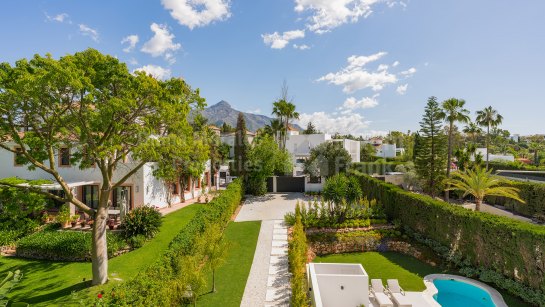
171,182,178,195
82,185,99,209
46,190,66,209
59,147,70,166
13,146,24,166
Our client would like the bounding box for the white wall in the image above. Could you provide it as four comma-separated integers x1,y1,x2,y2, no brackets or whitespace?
376,144,397,158
474,148,515,162
308,263,370,307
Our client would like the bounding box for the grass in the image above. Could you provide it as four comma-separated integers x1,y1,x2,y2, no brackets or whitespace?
0,204,201,306
314,252,531,307
198,221,261,307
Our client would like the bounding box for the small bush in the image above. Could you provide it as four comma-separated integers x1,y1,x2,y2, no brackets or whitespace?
128,234,146,249
122,206,163,239
289,206,309,307
0,230,23,246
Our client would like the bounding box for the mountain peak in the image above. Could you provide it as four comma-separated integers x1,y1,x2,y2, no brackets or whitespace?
213,100,231,108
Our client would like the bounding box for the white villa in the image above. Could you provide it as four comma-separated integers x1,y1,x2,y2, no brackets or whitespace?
286,134,361,176
220,130,256,158
0,142,212,215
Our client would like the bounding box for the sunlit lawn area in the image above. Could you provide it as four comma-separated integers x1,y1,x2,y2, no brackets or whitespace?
198,221,261,307
314,252,530,307
0,204,201,306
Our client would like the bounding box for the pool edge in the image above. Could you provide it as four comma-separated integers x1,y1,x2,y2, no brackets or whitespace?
423,274,508,307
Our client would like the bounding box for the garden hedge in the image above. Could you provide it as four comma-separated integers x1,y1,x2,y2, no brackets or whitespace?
351,162,406,175
16,229,127,261
97,180,244,306
486,180,545,220
350,171,545,294
489,161,545,172
289,205,309,307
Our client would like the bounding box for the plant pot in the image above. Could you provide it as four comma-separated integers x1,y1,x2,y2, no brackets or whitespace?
71,222,77,228
108,219,116,230
80,221,87,228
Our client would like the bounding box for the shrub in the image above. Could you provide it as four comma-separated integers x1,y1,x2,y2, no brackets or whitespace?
16,230,127,261
351,170,545,304
127,234,146,249
486,180,545,220
289,207,309,307
122,206,163,239
97,179,244,306
0,230,23,246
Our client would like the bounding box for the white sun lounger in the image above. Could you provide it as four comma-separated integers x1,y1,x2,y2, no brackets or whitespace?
387,279,412,307
370,279,394,307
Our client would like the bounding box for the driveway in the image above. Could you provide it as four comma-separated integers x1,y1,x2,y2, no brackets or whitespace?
235,193,303,222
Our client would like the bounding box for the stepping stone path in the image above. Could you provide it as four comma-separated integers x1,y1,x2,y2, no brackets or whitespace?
265,220,291,306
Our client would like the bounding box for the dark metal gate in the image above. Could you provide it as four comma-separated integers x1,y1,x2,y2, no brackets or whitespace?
276,176,305,192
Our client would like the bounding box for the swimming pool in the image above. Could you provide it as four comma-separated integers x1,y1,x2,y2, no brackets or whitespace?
432,278,495,307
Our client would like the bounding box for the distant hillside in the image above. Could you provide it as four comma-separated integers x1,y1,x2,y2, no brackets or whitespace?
201,100,301,132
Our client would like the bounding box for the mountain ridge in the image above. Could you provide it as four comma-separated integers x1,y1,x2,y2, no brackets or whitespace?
201,100,302,132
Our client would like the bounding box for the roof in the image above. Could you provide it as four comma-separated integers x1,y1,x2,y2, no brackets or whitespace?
287,124,299,131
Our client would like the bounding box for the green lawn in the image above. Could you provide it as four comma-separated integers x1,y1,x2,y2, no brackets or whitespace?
0,204,201,306
314,252,531,307
198,221,261,307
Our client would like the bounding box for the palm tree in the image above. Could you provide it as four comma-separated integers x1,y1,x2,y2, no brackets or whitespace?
440,98,470,201
476,106,503,170
445,167,524,211
463,122,482,144
263,118,284,145
272,99,299,150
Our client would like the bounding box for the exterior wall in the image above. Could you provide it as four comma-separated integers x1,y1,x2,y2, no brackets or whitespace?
308,263,370,307
376,143,397,158
474,148,515,162
220,133,255,157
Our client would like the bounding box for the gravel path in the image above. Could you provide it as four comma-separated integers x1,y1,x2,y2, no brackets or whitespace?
238,193,303,307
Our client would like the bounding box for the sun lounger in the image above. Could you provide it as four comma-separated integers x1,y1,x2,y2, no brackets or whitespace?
387,279,412,307
370,279,394,307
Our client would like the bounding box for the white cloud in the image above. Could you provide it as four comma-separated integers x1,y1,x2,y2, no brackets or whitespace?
134,65,172,80
340,94,379,110
392,60,400,67
262,30,305,49
293,44,310,50
121,35,139,53
297,112,371,135
400,67,416,77
317,52,397,93
247,108,262,114
377,64,388,71
45,13,70,23
162,0,231,29
396,83,408,95
128,58,139,65
78,24,99,42
141,23,181,59
294,0,387,34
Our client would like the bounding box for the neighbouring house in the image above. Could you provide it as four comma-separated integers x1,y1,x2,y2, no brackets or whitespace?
473,148,515,162
0,141,212,216
287,124,300,136
220,130,256,158
209,125,221,137
285,134,361,177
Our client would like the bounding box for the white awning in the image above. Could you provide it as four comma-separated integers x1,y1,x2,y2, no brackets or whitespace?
18,181,98,191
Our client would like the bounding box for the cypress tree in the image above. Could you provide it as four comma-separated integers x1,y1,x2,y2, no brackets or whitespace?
415,97,447,196
234,112,249,177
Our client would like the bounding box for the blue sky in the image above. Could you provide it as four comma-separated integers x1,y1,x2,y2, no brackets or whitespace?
1,0,544,136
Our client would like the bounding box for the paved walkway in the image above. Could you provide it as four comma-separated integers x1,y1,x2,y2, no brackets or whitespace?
238,193,302,307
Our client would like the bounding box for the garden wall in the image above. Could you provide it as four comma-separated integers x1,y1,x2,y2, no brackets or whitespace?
350,171,545,293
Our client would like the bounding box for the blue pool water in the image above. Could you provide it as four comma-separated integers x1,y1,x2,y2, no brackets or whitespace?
433,279,495,307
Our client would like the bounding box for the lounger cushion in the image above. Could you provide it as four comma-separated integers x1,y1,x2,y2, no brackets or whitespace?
375,292,394,307
392,293,412,307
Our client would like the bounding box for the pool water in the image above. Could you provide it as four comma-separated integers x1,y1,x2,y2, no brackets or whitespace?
433,279,495,307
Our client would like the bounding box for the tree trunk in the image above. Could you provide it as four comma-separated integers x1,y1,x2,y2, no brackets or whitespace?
179,177,186,203
445,122,453,202
191,177,195,199
212,269,216,292
485,126,490,170
91,190,110,285
475,199,482,212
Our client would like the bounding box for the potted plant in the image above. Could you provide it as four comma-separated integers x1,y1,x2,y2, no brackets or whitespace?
204,193,209,203
70,215,79,228
80,219,87,228
57,204,71,228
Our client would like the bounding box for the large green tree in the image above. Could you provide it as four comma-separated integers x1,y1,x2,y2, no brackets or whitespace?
440,98,470,200
0,49,199,285
303,142,352,178
476,106,503,169
272,83,299,149
415,97,447,196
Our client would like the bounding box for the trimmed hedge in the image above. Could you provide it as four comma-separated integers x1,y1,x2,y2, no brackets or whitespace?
351,162,406,175
16,229,127,261
96,180,243,306
350,171,545,302
289,205,309,307
489,161,545,172
486,180,545,220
